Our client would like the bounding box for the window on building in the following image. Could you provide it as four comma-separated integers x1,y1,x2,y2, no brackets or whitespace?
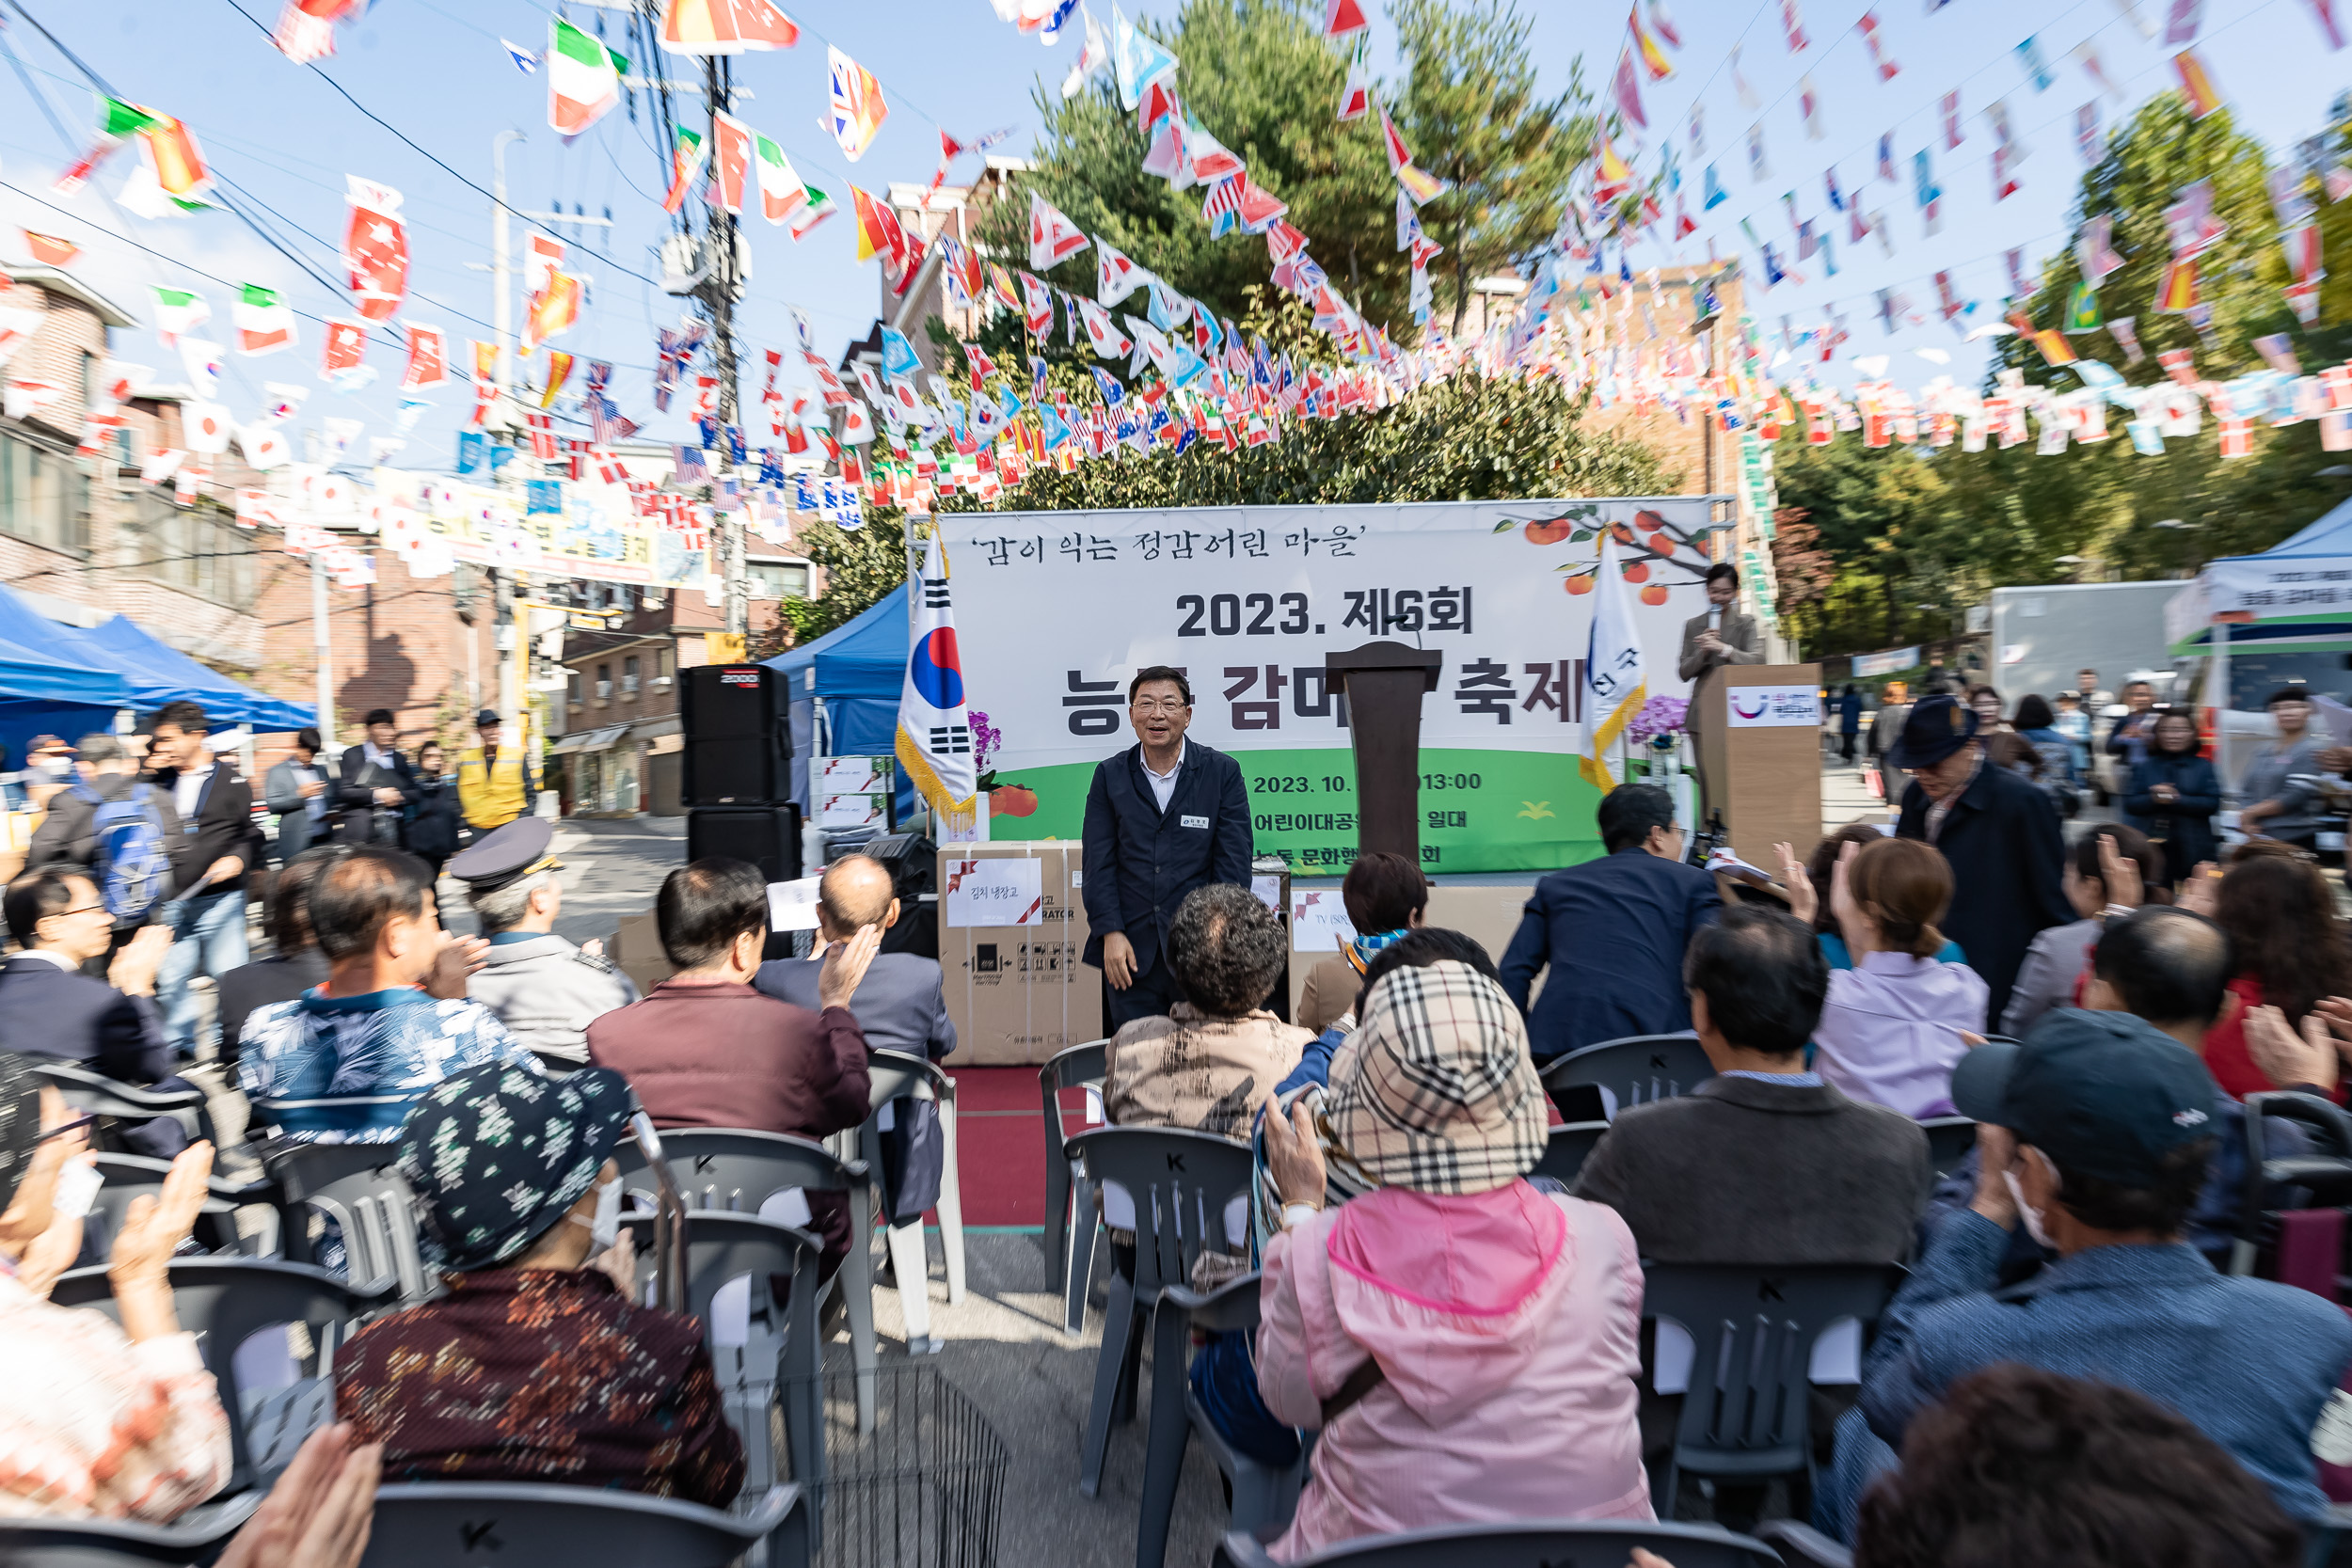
0,431,89,554
658,647,675,680
119,490,255,610
747,561,811,600
622,655,640,698
596,662,612,702
567,672,582,707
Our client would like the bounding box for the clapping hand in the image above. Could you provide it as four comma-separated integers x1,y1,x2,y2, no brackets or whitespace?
1263,1098,1327,1212
2095,834,2143,912
2245,1005,2339,1094
216,1422,382,1568
1773,843,1818,925
817,923,885,1010
424,935,489,1000
2178,862,2223,917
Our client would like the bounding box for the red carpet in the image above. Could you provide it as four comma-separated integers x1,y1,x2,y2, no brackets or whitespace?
941,1066,1085,1228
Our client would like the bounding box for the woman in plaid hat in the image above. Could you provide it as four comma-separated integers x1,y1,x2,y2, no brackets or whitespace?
1252,961,1652,1560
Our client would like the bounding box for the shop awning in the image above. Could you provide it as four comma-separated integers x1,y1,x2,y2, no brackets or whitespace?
549,723,630,755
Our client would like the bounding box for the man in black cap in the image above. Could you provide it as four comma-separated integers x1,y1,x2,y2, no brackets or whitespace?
450,817,635,1069
1889,691,2070,1024
456,709,538,834
1823,1008,2352,1544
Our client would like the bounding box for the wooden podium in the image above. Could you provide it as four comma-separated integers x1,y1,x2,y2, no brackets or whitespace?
1327,641,1443,862
1693,663,1824,867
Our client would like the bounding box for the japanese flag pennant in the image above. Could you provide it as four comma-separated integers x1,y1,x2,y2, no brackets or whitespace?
1028,193,1091,271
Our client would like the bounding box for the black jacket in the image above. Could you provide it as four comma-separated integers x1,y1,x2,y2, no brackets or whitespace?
335,744,420,846
0,954,170,1086
215,947,329,1077
1574,1075,1930,1265
405,775,463,859
1499,846,1721,1062
152,759,260,901
1079,741,1254,981
25,773,182,878
1896,758,2073,1026
2123,752,2222,876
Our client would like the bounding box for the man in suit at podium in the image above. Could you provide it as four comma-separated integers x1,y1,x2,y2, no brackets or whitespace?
1080,666,1254,1029
1678,563,1764,823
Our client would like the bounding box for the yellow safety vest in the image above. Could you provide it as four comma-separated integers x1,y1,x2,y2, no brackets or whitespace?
457,747,536,829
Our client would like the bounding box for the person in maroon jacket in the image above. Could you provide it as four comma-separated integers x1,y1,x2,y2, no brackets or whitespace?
586,857,882,1275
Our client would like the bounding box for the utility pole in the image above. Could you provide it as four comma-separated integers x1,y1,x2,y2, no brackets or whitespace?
311,556,336,749
490,130,523,394
703,54,748,640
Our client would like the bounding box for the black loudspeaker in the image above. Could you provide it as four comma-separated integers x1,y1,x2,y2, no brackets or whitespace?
863,832,938,960
686,805,803,885
680,664,791,805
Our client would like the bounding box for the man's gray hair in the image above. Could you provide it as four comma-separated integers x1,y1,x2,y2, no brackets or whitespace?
469,867,558,934
75,735,124,764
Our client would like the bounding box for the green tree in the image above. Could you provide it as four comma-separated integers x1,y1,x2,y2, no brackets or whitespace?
774,508,910,644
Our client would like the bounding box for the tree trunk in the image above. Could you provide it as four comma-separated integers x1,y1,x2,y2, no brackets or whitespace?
1449,241,1469,338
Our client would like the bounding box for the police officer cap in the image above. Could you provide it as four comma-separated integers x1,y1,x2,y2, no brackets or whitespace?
447,816,561,894
475,709,502,728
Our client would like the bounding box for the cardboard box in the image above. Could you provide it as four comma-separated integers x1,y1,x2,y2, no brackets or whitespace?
937,841,1102,1067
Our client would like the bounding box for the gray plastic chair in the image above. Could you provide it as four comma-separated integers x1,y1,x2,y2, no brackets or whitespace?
1136,1271,1309,1568
87,1153,277,1259
259,1140,431,1305
0,1490,263,1567
1066,1125,1256,1500
1539,1034,1713,1123
861,1049,966,1346
1918,1117,1979,1185
1212,1519,1786,1567
613,1127,878,1434
1642,1262,1903,1521
1040,1038,1109,1331
50,1256,389,1492
357,1481,807,1568
615,1210,824,1500
1532,1120,1610,1188
1756,1520,1854,1567
2231,1090,2352,1276
246,1092,421,1145
30,1060,213,1152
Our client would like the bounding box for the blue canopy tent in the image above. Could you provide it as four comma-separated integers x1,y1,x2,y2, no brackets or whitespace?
86,616,314,732
0,634,134,768
763,592,912,819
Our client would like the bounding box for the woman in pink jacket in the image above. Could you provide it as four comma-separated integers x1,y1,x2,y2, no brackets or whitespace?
1255,961,1652,1560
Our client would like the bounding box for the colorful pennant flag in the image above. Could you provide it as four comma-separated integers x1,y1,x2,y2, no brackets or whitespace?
2173,50,2222,118
1325,0,1368,37
1630,6,1673,78
754,134,805,224
1857,10,1898,78
661,128,707,214
1941,91,1962,150
402,325,448,389
659,0,800,53
342,177,407,321
707,111,754,214
23,231,78,267
1612,48,1646,128
788,184,836,240
151,286,209,344
548,18,627,137
320,318,367,377
233,284,296,356
1029,195,1091,272
1112,5,1177,111
2015,35,2053,90
828,47,888,160
1779,0,1808,52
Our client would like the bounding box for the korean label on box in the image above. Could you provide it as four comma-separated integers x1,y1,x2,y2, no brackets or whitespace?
944,857,1045,927
1290,890,1359,953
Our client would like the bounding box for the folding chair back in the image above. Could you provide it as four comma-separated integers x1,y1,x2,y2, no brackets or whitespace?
1539,1035,1712,1123
1136,1273,1309,1568
1533,1121,1609,1188
87,1154,274,1259
50,1257,388,1492
1039,1039,1108,1330
859,1049,966,1337
247,1093,421,1145
1642,1263,1902,1518
260,1140,430,1302
0,1490,262,1567
1211,1519,1786,1568
2232,1090,2352,1278
1918,1117,1979,1185
357,1481,806,1568
29,1061,210,1153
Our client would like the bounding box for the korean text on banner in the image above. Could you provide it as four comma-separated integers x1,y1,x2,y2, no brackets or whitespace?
944,855,1044,927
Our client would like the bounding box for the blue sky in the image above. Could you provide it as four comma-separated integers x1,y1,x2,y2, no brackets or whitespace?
0,0,2341,467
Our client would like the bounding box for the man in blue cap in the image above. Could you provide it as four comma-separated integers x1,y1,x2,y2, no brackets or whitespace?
1825,1008,2352,1546
1888,691,2071,1025
449,816,636,1070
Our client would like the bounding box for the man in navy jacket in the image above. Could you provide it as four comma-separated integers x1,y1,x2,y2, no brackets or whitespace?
1080,666,1255,1029
1500,783,1721,1064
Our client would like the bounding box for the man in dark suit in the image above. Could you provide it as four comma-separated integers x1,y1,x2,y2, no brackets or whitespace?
1892,693,2073,1027
264,726,331,863
757,855,953,1060
1079,665,1255,1030
148,700,263,1061
1677,562,1766,823
1499,783,1721,1064
335,708,420,847
0,866,189,1153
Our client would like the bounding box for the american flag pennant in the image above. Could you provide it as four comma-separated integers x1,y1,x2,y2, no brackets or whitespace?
1856,10,1898,78
2281,223,2325,284
1941,92,1962,150
1993,146,2022,201
1779,0,1807,52
1876,133,1896,183
1823,166,1845,211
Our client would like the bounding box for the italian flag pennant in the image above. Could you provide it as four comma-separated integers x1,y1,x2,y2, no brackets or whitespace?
754,134,806,225
54,99,160,195
234,284,296,356
151,285,209,344
548,18,628,138
660,128,708,214
787,183,836,241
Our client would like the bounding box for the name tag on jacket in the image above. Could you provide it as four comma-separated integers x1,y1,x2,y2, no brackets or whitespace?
1180,815,1210,830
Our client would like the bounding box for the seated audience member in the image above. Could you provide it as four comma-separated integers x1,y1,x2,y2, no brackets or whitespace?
453,818,637,1069
215,846,340,1079
1274,927,1499,1103
1799,825,1963,972
0,1052,231,1519
1792,837,1986,1117
1500,784,1720,1063
1294,852,1427,1035
2003,828,2160,1037
2196,848,2352,1101
587,858,880,1275
755,855,954,1060
1574,905,1929,1264
0,868,189,1155
238,846,535,1142
1826,1008,2352,1543
1103,881,1310,1141
1252,962,1651,1560
1845,1363,2307,1568
335,1062,744,1505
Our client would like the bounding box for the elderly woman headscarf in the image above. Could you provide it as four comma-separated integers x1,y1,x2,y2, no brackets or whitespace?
333,1062,744,1506
0,1050,233,1520
1253,961,1653,1560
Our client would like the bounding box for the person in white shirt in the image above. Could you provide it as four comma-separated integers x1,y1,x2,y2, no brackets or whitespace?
148,702,259,1062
